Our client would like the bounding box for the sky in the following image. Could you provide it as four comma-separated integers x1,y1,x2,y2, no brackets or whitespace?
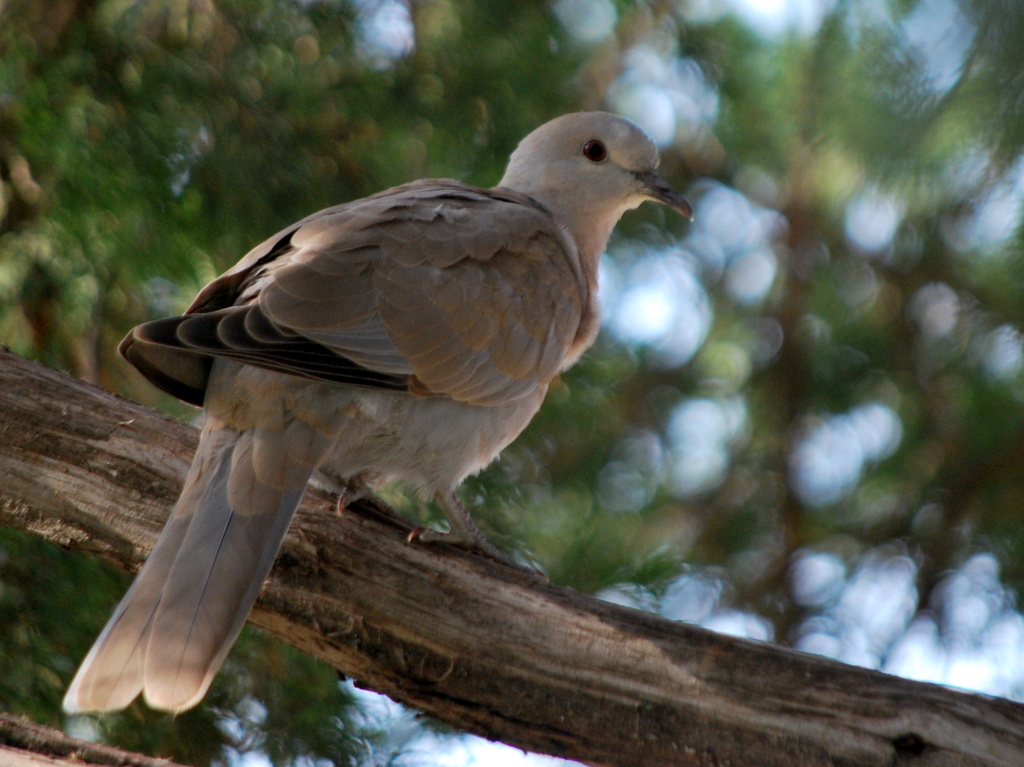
715,0,833,37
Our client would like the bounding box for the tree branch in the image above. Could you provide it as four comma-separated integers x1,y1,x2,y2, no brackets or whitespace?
0,713,188,767
3,348,1024,767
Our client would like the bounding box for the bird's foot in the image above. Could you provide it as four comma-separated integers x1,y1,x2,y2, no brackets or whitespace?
330,477,376,516
313,473,367,516
405,524,523,568
407,491,545,576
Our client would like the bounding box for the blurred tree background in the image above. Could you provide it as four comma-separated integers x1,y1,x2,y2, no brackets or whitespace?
3,0,1024,763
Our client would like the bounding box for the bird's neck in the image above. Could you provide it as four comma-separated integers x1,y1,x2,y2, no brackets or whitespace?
500,163,626,263
546,202,615,369
497,177,625,363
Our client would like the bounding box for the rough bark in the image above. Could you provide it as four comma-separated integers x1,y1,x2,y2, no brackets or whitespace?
0,713,187,767
2,347,1024,767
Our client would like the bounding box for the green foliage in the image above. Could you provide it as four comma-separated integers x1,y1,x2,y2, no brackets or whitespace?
6,0,1024,762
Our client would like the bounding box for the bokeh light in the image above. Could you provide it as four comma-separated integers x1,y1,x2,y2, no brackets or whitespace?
844,187,904,255
789,403,903,508
609,47,719,146
899,0,975,94
553,0,618,43
355,0,415,67
667,397,749,497
603,249,713,366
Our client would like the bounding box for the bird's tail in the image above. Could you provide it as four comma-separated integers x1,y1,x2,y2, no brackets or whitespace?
63,412,330,713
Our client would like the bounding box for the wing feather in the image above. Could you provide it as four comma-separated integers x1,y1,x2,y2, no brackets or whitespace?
122,180,587,407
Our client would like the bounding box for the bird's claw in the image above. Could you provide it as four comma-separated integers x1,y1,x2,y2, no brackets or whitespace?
406,525,535,573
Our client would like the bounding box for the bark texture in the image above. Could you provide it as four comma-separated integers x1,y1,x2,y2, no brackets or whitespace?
3,348,1024,767
0,713,187,766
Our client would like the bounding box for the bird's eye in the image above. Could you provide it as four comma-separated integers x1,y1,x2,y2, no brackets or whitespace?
582,139,608,163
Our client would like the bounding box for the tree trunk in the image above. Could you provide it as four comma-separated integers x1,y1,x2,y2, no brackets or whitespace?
2,348,1024,767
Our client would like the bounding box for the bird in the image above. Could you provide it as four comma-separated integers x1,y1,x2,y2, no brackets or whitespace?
62,111,692,715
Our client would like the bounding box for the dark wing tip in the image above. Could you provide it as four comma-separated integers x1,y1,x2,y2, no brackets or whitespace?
121,323,212,407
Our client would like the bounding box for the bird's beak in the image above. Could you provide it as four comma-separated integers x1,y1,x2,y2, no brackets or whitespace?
639,171,694,220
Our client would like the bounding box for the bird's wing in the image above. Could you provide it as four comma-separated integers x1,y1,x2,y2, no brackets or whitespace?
121,181,587,407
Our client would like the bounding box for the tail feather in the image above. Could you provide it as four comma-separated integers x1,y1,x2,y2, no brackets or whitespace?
144,431,310,711
64,416,326,714
61,509,193,712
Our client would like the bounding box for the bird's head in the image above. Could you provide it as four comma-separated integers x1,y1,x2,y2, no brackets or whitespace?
499,111,693,238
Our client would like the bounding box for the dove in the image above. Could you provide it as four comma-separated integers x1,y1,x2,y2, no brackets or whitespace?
63,111,692,714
